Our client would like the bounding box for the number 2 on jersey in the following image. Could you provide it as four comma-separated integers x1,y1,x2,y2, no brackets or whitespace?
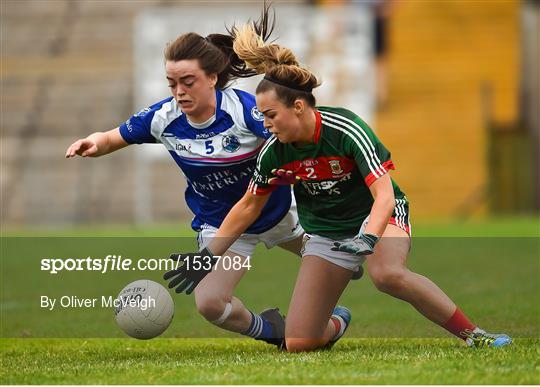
306,167,317,179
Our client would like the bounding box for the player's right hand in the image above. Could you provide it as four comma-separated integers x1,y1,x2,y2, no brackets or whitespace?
331,233,380,256
163,247,218,295
65,138,98,158
268,169,301,186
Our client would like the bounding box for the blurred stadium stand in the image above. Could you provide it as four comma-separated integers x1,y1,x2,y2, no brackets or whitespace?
376,0,536,219
2,0,193,226
1,0,537,227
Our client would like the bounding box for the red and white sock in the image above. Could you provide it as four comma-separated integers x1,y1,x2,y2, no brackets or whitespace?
330,316,346,340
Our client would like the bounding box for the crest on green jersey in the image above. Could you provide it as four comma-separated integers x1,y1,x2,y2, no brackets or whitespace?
329,160,343,174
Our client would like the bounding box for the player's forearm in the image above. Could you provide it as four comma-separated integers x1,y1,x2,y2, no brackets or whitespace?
209,199,264,256
86,128,127,157
364,192,395,237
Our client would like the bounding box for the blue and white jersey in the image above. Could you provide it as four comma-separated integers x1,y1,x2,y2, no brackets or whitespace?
119,88,292,234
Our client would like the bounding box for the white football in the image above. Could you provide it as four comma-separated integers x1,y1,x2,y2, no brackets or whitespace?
114,279,174,339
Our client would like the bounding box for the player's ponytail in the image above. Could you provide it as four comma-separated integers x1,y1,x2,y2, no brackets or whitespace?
205,33,254,85
164,3,276,90
232,7,320,107
232,24,299,75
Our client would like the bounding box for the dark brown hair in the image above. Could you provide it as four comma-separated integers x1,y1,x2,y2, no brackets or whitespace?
164,4,275,90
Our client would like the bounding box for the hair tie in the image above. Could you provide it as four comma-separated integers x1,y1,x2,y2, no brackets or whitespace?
263,75,313,93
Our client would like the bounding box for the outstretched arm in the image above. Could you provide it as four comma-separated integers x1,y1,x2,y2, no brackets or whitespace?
208,190,271,256
164,189,271,294
65,127,128,158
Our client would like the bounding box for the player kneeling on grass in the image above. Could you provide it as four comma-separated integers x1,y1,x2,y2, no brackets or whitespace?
165,9,512,352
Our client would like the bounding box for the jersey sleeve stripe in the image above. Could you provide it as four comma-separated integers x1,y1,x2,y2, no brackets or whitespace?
320,111,386,174
320,111,386,178
321,110,380,155
320,115,382,179
255,135,278,169
364,160,395,186
248,179,275,195
319,112,382,176
337,114,386,174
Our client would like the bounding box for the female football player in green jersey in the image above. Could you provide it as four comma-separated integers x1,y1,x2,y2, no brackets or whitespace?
168,11,512,352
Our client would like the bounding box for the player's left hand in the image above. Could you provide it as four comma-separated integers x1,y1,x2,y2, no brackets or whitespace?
163,247,218,295
268,169,301,185
331,233,380,256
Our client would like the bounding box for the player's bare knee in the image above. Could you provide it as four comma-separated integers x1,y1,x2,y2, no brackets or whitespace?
285,337,324,352
194,292,227,322
370,267,408,294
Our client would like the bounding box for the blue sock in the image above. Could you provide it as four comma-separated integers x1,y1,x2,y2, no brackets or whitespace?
243,311,273,339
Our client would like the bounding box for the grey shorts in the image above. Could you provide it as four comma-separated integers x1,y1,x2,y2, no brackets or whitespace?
300,233,366,271
301,210,412,271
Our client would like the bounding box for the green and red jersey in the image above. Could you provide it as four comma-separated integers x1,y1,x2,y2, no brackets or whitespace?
249,106,407,239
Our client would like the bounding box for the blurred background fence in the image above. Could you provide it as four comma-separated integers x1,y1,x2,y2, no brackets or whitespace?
1,0,538,228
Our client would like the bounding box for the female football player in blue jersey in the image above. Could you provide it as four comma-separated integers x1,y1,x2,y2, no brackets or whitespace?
65,10,300,345
169,13,513,352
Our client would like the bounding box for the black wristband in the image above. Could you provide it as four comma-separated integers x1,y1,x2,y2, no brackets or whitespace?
200,247,214,257
360,233,380,249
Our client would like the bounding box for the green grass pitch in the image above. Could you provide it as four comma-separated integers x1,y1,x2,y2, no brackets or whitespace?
1,338,538,384
1,217,539,384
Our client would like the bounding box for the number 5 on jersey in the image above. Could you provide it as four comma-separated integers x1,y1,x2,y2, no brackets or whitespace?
205,140,214,154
